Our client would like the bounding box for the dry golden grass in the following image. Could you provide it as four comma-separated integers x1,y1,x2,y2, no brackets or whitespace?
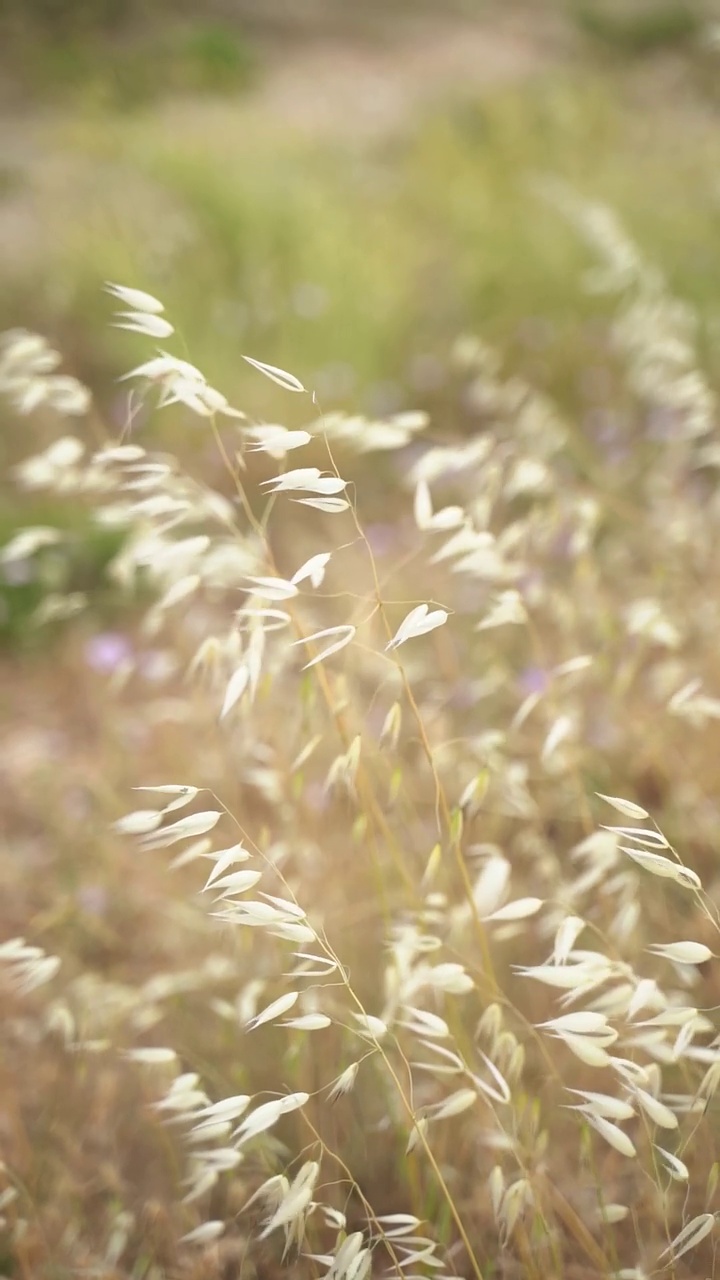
2,204,720,1280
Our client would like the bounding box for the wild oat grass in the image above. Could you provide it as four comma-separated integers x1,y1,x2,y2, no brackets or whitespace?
2,197,720,1280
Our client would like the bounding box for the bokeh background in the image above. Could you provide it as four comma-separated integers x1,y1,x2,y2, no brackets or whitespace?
1,0,720,636
3,2,720,1276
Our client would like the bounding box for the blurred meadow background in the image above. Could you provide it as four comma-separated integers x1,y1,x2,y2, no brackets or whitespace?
4,1,720,1278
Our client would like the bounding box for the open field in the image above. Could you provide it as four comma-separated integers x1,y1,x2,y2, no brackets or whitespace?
2,5,720,1279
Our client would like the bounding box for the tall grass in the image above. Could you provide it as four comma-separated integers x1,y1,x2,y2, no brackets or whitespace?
2,194,720,1279
5,69,720,457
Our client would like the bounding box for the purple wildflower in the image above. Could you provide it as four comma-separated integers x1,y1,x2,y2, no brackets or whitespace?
84,632,133,674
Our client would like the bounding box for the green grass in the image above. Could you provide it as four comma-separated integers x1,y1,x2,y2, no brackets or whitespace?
570,0,702,53
0,501,128,647
6,20,257,109
3,55,720,637
9,70,716,419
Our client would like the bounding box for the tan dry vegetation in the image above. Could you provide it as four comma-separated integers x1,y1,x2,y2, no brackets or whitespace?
2,208,720,1277
3,7,720,1279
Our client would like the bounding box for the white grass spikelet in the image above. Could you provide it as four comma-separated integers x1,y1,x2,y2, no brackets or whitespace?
281,1014,332,1031
292,625,356,670
426,1088,477,1121
654,1145,689,1182
220,665,249,719
582,1112,636,1157
566,1090,635,1121
619,847,701,888
631,1088,678,1129
483,897,543,923
106,283,165,314
242,355,305,392
114,312,175,340
294,496,349,513
246,991,300,1031
327,1062,360,1103
180,1220,225,1246
659,1213,715,1262
596,794,649,820
648,942,712,965
113,809,164,835
234,1093,309,1146
140,811,222,849
386,604,449,650
291,552,331,588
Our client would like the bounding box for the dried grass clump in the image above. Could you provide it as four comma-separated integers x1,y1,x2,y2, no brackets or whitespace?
1,196,720,1280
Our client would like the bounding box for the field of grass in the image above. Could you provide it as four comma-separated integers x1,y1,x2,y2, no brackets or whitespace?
2,25,719,434
4,43,720,638
2,6,720,1279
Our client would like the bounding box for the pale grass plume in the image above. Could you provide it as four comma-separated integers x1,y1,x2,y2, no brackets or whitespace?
242,354,306,392
4,219,720,1279
385,603,449,650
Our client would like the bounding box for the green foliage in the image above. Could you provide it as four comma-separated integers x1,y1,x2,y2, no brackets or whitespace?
179,23,257,93
17,72,718,434
2,36,720,644
14,22,257,109
0,503,127,647
571,0,701,53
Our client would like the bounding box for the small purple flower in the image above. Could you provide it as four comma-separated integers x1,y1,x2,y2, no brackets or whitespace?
84,632,133,674
517,666,551,697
